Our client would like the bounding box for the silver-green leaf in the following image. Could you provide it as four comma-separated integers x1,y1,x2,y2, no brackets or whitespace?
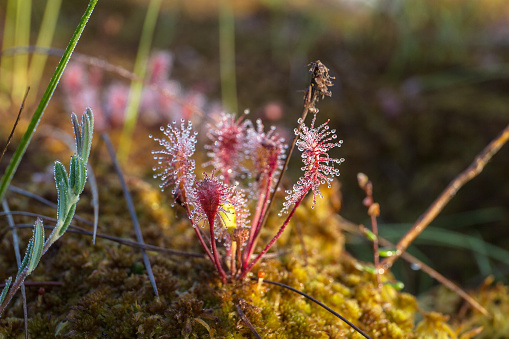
18,237,34,277
0,277,12,304
59,203,76,236
27,218,45,274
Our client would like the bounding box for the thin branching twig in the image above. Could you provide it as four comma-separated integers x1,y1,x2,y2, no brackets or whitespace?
102,133,159,298
0,87,29,165
381,122,509,271
337,215,490,317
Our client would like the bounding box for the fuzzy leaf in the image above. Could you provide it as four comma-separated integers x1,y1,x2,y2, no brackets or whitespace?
27,218,45,274
80,108,94,164
54,161,69,193
0,277,12,304
18,236,34,277
69,155,78,193
77,157,87,194
59,203,76,236
71,113,81,155
54,161,69,222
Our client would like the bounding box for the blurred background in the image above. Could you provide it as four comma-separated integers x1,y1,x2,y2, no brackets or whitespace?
1,0,509,296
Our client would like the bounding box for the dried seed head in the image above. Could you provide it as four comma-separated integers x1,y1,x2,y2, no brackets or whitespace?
280,114,344,215
151,120,197,205
309,60,334,99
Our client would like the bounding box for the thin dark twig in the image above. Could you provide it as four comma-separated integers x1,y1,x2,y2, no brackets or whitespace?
12,222,205,258
254,278,371,339
0,281,63,289
102,133,159,298
381,122,509,271
2,200,28,339
5,214,287,260
0,87,29,165
8,186,93,226
235,300,262,339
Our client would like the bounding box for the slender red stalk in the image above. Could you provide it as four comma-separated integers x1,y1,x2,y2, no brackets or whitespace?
242,174,275,269
208,216,228,282
239,192,306,280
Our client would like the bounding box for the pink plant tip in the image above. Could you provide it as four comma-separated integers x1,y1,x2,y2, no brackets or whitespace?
204,113,248,183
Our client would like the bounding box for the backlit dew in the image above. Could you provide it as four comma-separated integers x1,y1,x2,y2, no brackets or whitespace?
281,114,343,215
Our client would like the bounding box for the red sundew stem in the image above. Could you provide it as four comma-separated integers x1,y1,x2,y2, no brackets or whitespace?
242,174,275,270
184,203,214,263
208,216,228,283
239,188,308,280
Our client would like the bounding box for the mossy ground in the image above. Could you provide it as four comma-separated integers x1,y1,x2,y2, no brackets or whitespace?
0,153,506,338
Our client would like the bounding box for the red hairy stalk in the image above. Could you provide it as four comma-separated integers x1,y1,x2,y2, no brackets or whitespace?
242,119,286,267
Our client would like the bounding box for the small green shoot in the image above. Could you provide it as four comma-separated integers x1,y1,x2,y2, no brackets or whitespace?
0,109,94,316
384,281,405,291
0,278,12,304
379,248,397,257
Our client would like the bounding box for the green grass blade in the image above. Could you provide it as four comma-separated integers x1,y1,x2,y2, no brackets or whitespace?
28,0,63,100
0,0,98,202
118,0,162,163
12,0,31,102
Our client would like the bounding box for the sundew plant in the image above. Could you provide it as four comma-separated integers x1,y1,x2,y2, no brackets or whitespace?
150,64,343,283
